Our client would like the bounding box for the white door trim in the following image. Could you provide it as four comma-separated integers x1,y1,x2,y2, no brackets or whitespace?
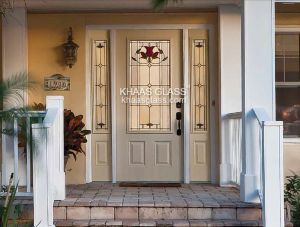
85,29,92,183
87,24,214,30
110,30,117,183
276,25,300,32
85,24,216,183
208,26,217,184
183,29,190,183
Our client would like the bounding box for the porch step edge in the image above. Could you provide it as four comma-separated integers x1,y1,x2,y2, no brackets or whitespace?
54,206,263,221
54,201,262,208
54,219,265,227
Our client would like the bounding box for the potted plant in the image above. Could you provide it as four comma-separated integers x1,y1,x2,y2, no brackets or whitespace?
29,104,91,169
285,174,300,226
64,109,91,168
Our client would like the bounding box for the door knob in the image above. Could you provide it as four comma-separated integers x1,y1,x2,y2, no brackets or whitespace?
176,112,182,136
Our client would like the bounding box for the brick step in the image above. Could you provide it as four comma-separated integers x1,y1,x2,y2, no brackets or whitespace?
54,206,262,221
54,219,264,226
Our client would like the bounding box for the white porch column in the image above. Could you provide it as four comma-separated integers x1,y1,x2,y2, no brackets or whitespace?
218,5,242,185
1,7,28,185
241,0,275,202
2,7,28,88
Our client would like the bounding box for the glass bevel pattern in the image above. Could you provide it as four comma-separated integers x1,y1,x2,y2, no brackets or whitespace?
93,40,109,132
192,39,208,132
128,40,171,132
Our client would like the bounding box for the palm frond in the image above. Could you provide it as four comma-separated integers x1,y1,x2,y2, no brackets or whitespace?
1,173,18,227
152,0,181,9
0,73,35,107
0,107,32,137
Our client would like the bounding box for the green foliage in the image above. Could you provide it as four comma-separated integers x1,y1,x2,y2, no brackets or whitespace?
0,73,36,140
0,173,19,227
64,109,91,161
0,73,34,107
21,104,92,163
285,174,300,226
152,0,181,9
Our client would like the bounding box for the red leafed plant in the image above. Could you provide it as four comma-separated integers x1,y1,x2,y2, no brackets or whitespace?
64,109,91,161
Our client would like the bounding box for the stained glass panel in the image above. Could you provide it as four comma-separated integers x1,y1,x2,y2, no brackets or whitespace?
92,40,109,133
191,39,208,132
128,40,171,132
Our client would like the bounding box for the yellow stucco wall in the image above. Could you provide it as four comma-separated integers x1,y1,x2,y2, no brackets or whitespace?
28,12,218,184
276,13,300,178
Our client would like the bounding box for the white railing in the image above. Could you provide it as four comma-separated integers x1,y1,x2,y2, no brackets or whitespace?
1,96,65,226
252,108,284,227
32,96,65,227
222,112,242,186
1,110,46,196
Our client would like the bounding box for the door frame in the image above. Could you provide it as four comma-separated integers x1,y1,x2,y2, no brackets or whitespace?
85,24,217,184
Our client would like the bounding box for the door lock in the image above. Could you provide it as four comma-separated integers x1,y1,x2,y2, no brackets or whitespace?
176,102,182,108
176,112,182,136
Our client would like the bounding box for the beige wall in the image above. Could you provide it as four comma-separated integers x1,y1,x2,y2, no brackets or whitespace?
276,13,300,177
28,12,218,184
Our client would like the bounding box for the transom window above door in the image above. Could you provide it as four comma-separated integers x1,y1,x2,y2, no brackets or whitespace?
276,33,300,137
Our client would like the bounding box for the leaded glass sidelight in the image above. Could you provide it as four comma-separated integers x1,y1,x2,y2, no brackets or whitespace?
92,40,110,133
128,40,171,132
191,39,208,132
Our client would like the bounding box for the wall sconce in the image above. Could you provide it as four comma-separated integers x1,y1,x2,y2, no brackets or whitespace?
62,27,79,68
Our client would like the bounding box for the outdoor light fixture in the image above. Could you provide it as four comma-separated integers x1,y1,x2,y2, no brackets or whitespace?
62,27,79,68
0,0,14,16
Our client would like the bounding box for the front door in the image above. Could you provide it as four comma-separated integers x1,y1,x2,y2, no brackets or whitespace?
116,30,183,181
89,28,211,182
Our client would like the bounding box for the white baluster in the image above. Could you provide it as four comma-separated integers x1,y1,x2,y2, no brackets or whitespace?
26,116,31,192
13,118,18,189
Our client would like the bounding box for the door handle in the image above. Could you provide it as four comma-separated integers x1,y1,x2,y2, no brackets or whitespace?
176,112,182,136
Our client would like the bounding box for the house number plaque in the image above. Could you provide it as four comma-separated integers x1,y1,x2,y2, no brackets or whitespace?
44,74,70,91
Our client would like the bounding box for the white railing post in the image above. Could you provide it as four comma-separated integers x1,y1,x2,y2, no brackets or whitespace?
218,4,242,186
32,123,55,227
46,96,65,200
262,121,284,227
220,118,232,185
1,6,28,186
221,113,242,186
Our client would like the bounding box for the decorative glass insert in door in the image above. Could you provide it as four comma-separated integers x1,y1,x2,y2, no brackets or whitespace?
128,40,171,132
191,39,208,132
92,40,110,133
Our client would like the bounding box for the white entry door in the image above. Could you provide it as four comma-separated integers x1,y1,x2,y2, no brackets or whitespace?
116,30,183,181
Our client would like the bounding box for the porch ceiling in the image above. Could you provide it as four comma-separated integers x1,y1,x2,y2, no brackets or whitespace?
15,0,240,12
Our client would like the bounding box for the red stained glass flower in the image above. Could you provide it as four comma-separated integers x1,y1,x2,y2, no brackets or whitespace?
141,46,160,61
145,46,155,57
132,43,168,64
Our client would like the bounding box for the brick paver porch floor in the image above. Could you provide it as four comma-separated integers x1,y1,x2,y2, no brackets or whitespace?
53,183,265,226
55,182,260,208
